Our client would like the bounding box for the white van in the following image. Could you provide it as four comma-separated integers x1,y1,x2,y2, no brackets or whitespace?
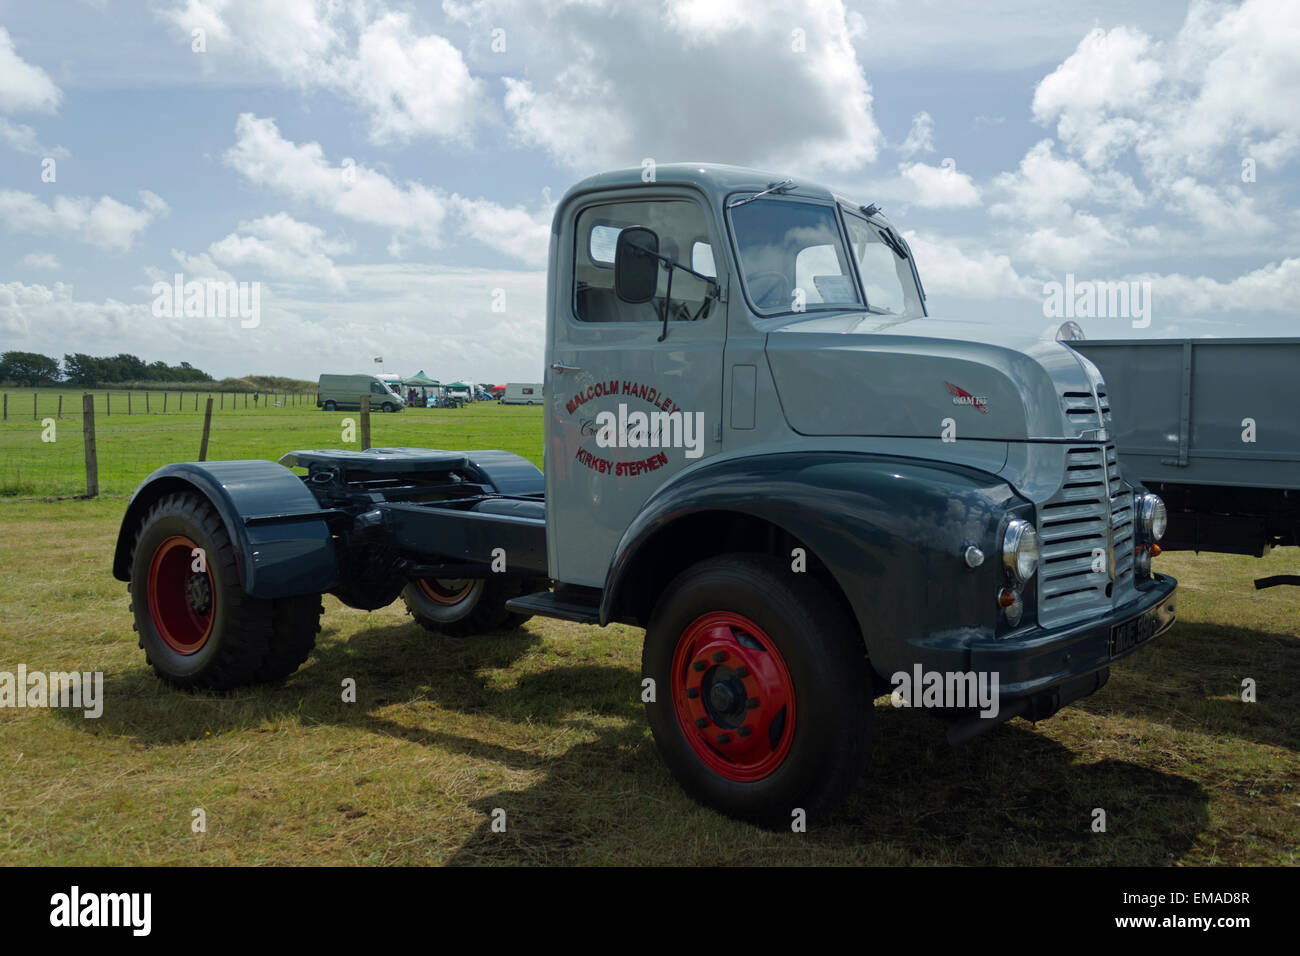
500,383,543,405
317,374,407,412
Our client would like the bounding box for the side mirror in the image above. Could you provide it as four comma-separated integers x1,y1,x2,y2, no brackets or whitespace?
614,226,660,303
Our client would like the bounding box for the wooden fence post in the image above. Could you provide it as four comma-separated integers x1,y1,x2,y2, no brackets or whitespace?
360,395,371,450
199,397,214,461
57,394,63,420
2,393,6,420
163,391,168,413
33,392,37,420
82,393,99,498
127,390,131,415
106,391,111,416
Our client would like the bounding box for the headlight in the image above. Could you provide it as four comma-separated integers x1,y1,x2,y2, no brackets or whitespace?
1139,494,1167,542
1002,519,1039,583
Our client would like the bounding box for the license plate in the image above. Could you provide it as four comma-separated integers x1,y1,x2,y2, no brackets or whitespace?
1109,602,1168,658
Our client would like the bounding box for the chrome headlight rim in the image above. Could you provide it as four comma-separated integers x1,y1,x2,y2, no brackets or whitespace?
1139,493,1168,542
1002,519,1039,583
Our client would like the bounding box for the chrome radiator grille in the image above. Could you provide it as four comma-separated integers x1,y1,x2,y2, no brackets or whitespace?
1037,442,1133,627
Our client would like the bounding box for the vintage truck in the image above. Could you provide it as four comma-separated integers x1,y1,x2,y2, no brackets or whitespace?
112,164,1176,826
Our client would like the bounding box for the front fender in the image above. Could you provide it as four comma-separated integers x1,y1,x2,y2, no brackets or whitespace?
603,451,1029,676
112,460,338,599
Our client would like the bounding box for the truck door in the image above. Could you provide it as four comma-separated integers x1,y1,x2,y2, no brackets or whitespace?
546,192,727,588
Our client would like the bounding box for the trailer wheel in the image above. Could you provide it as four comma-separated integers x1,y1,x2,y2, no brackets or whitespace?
323,400,336,411
402,575,546,636
128,492,323,689
642,553,872,828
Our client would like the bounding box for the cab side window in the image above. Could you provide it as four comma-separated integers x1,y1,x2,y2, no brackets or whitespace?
574,199,716,323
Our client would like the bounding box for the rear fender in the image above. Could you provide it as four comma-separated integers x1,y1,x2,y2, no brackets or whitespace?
112,460,338,599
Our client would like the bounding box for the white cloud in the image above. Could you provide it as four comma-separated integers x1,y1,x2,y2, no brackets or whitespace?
898,111,935,159
1142,257,1300,314
0,263,549,383
458,0,882,173
159,1,483,146
19,251,60,270
206,213,353,291
0,189,168,252
223,114,550,265
0,117,68,157
1018,212,1124,271
1164,176,1273,237
0,27,61,114
898,161,981,209
990,139,1097,221
903,231,1032,300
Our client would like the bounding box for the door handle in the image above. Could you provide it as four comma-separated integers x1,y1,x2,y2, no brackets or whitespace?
550,362,581,373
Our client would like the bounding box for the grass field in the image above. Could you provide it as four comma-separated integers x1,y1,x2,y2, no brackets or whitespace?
0,405,1296,865
0,388,541,496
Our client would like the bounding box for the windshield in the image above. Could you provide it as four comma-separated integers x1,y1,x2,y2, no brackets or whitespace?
729,198,861,315
842,211,925,318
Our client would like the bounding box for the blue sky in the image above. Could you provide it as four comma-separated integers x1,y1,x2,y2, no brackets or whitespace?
0,0,1296,383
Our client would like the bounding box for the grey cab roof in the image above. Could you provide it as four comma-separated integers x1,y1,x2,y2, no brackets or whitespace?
560,163,848,210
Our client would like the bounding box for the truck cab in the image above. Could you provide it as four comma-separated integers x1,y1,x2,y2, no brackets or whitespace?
113,164,1177,827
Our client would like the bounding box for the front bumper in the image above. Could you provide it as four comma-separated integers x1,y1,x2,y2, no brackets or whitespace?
968,572,1177,703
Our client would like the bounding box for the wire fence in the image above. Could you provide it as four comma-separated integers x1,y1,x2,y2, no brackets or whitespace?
0,389,318,497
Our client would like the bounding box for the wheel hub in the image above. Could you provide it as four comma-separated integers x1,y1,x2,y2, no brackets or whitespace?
185,573,212,615
670,612,797,782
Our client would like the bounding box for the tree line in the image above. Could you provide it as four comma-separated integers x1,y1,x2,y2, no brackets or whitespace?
0,351,213,387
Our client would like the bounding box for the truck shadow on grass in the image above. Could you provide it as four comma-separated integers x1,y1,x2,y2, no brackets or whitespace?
66,621,1209,865
1070,620,1300,752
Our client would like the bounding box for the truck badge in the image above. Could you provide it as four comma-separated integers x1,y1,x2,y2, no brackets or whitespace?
945,381,989,413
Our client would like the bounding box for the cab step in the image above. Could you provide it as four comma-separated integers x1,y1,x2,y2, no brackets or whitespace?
507,587,601,624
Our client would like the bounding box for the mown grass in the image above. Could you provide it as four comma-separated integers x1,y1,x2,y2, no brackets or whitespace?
0,484,1295,865
0,391,542,496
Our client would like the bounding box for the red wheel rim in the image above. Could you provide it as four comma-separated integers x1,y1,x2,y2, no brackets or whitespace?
417,578,474,606
147,535,215,655
670,611,797,782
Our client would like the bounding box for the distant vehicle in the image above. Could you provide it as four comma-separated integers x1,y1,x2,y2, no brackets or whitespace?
316,373,406,412
445,384,471,402
500,383,543,405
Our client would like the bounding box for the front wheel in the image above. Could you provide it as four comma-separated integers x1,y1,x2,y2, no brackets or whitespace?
643,553,872,828
323,400,337,411
382,402,396,413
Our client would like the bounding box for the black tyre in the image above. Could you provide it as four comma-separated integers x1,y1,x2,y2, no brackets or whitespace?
323,400,336,411
382,402,395,413
402,575,548,636
642,553,872,828
128,492,323,689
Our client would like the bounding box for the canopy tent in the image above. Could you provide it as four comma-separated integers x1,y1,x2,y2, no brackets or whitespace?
447,381,469,389
404,370,440,386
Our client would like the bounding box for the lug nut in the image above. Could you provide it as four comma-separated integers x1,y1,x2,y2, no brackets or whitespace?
712,651,726,663
746,698,759,709
735,667,749,678
686,687,698,699
717,733,731,745
693,660,706,672
695,718,708,728
738,726,752,738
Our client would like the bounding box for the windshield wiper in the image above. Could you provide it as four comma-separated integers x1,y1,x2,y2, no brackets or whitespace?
727,179,795,209
876,227,908,261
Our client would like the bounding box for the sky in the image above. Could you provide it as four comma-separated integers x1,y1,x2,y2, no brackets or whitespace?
0,0,1296,383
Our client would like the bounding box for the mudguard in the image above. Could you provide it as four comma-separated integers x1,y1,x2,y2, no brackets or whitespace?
112,460,339,599
603,451,1031,677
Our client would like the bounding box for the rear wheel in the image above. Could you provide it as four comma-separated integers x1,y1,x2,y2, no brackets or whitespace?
323,400,336,411
402,575,547,636
128,492,322,689
643,553,872,828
